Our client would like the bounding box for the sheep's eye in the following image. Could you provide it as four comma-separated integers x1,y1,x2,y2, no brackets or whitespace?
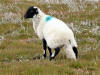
30,10,33,13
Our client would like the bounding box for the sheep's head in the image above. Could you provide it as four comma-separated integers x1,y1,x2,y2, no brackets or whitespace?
24,6,38,19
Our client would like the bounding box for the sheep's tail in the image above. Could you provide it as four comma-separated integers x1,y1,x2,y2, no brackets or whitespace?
64,37,78,60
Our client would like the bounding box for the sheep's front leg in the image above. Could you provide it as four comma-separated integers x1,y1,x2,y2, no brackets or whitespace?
50,47,60,60
42,39,47,58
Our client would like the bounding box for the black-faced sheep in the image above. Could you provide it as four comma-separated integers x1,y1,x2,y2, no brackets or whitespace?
24,6,78,60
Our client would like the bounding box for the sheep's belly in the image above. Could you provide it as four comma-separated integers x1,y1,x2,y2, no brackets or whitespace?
46,37,66,48
44,31,71,48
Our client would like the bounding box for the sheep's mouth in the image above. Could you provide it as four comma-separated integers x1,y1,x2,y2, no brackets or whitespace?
24,15,28,19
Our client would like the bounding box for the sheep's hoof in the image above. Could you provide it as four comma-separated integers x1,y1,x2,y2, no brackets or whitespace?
42,54,46,59
49,57,54,61
43,54,46,58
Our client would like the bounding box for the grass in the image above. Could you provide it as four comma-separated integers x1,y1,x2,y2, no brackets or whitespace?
0,0,100,75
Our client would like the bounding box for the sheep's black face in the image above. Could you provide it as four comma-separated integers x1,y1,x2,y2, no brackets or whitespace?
24,6,38,19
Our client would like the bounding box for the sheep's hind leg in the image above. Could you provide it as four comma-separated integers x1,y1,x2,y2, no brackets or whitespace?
48,47,52,58
42,39,47,58
50,47,60,60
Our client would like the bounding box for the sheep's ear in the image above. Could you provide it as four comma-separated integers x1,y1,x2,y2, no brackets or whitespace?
36,8,38,14
33,7,38,12
34,8,38,15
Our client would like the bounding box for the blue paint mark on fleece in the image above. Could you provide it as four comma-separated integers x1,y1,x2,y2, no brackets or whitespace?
46,16,52,22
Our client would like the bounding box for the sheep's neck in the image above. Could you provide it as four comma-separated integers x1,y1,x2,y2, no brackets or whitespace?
32,14,43,33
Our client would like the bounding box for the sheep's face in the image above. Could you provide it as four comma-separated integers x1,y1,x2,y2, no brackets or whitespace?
24,6,38,19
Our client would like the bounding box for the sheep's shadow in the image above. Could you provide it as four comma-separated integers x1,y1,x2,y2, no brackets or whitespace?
32,53,67,60
33,54,42,60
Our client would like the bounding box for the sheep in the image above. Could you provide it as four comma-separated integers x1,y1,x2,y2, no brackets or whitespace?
24,6,78,60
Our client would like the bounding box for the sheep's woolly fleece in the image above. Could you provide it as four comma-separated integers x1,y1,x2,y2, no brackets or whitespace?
24,6,78,60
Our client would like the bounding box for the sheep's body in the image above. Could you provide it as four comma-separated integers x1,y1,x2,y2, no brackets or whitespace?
33,13,77,60
24,6,78,60
43,16,77,48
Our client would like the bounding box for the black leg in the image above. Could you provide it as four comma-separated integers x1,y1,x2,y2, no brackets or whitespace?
73,47,78,58
42,39,47,58
48,47,52,57
50,47,60,60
